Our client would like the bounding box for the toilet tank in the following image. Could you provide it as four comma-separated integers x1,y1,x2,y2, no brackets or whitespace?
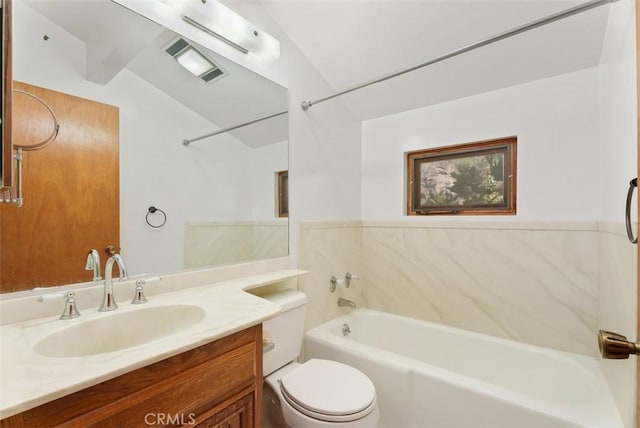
261,289,307,376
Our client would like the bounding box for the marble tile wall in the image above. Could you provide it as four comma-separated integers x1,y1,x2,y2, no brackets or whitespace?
185,221,288,268
298,221,601,356
297,222,364,330
598,223,637,426
360,222,599,356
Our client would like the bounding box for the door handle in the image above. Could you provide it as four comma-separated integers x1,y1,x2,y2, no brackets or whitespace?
625,178,637,244
598,330,639,359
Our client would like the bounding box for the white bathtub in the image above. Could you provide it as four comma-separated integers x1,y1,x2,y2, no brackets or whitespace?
304,309,622,428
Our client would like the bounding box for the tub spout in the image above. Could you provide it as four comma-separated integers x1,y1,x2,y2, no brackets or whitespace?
338,297,357,309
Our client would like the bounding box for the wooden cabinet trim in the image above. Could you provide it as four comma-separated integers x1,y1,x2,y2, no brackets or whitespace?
2,325,263,428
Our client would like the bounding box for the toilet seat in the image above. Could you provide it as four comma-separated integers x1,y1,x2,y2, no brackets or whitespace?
279,359,377,423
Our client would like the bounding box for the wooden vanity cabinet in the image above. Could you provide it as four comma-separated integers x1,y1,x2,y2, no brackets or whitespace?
1,325,263,427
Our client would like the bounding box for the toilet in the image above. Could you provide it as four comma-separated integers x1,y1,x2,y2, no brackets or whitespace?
261,290,379,428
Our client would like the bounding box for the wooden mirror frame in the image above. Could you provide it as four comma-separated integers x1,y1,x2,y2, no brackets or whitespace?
1,0,12,190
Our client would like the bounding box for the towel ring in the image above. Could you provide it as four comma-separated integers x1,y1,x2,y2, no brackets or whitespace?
625,178,637,244
13,89,60,151
145,206,167,229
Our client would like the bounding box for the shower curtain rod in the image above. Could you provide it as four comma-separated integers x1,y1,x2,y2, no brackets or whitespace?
300,0,619,111
182,110,288,146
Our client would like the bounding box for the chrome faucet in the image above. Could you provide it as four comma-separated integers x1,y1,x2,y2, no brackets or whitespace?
99,254,128,312
85,249,102,282
337,297,357,309
37,290,81,320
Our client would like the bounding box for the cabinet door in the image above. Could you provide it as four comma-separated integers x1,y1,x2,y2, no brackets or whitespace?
196,392,254,428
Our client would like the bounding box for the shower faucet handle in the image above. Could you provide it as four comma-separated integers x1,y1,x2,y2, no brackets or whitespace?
598,330,640,359
330,276,345,293
330,273,360,292
344,272,359,288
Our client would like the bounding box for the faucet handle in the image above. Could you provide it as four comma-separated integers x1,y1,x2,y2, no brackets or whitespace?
344,272,359,288
131,276,161,304
330,276,346,293
37,291,81,320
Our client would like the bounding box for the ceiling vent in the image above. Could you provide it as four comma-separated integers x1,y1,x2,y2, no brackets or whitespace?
165,38,226,83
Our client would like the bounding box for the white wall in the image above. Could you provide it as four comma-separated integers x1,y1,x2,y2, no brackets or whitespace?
249,140,288,220
599,1,638,224
362,67,601,221
229,2,365,267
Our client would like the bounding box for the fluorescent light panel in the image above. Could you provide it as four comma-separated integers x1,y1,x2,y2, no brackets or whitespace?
175,47,214,76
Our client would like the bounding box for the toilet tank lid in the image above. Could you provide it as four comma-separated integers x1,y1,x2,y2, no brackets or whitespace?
260,289,307,311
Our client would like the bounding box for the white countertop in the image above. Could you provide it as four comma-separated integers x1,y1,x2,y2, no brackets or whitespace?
0,269,306,419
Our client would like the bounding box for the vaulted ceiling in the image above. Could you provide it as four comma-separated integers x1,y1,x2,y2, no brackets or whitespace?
258,0,611,120
24,0,614,126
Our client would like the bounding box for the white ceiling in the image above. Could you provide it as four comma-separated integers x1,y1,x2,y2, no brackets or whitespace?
25,0,613,126
257,0,611,120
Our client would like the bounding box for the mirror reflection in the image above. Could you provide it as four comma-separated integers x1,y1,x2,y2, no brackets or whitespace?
0,0,288,293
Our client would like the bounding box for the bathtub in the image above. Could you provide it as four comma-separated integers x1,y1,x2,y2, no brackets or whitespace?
304,309,622,428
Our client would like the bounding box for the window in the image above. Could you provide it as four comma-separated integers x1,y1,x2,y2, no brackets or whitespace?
406,137,516,216
276,170,288,217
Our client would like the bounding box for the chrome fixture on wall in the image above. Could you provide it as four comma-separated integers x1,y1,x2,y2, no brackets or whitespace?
330,272,360,293
344,272,359,287
330,276,339,293
145,206,167,229
625,177,637,244
338,297,357,309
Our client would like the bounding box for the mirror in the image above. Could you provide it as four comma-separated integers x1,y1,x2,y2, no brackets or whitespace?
0,0,288,293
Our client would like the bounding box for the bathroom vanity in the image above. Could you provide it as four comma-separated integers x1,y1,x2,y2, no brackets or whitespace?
1,325,262,427
0,265,306,427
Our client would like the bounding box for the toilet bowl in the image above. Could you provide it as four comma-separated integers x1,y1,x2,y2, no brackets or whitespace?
264,360,379,428
261,290,379,428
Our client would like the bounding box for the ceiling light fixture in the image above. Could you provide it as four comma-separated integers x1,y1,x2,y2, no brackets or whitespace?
182,15,249,55
113,0,280,62
174,0,280,62
165,38,226,83
175,46,215,76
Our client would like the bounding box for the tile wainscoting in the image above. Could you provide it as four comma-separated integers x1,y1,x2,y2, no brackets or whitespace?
298,220,634,358
598,222,637,426
185,221,288,268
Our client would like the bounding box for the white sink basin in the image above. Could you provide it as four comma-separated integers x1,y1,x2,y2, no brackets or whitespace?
33,305,206,358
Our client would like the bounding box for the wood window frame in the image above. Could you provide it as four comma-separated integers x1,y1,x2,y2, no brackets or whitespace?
406,136,517,216
276,170,288,218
